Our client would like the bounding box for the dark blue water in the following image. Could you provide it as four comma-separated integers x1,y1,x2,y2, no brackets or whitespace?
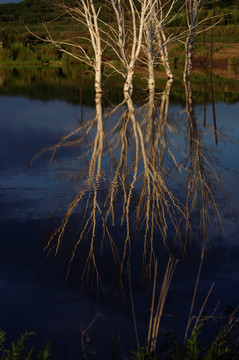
0,73,239,359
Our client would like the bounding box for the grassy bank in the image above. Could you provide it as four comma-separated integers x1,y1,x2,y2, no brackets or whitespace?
1,319,238,360
1,34,239,73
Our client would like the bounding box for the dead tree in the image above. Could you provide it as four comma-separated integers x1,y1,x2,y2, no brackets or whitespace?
144,0,182,80
184,0,202,81
183,0,222,81
27,0,103,94
105,0,151,96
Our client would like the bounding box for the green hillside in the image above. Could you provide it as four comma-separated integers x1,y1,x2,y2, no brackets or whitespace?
0,0,238,26
0,0,238,65
0,0,57,24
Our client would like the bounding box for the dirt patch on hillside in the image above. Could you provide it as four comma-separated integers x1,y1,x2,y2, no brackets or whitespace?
192,42,239,66
191,42,239,80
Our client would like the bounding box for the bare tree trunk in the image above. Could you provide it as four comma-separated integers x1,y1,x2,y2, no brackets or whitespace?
144,0,156,90
124,67,134,97
28,0,103,96
108,0,149,96
158,28,174,79
95,54,102,94
209,0,215,70
82,0,102,94
184,25,195,81
145,66,155,143
150,0,178,79
184,0,202,81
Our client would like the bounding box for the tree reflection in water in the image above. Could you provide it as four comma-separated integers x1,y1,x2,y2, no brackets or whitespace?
31,77,225,299
183,77,224,252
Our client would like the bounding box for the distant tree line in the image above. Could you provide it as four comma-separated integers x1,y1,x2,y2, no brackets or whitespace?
0,0,238,25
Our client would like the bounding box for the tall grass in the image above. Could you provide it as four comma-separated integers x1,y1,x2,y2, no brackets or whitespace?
0,328,51,360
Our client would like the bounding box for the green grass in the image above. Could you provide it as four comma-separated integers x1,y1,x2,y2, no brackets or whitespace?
0,328,51,360
129,323,237,360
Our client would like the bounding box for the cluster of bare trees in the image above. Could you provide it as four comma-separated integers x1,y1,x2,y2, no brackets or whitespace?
27,0,228,287
26,2,236,355
29,0,222,99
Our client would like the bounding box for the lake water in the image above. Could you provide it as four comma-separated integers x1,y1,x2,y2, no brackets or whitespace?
0,66,239,359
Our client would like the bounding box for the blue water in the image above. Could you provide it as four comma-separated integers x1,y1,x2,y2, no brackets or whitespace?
0,80,239,359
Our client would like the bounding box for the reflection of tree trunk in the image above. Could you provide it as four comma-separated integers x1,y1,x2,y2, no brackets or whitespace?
185,77,198,159
146,79,173,146
69,90,105,287
154,79,173,171
135,79,186,277
184,77,201,248
184,76,222,248
210,71,218,145
158,79,173,133
41,89,107,289
145,71,155,144
120,94,140,281
89,90,104,179
80,73,83,123
203,78,207,127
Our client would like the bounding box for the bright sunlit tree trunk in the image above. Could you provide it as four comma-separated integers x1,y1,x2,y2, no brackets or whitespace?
107,0,150,97
28,0,103,95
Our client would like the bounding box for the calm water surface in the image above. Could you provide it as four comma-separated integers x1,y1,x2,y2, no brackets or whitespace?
0,67,239,359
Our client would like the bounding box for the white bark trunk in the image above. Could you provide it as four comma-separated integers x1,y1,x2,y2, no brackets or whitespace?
148,0,177,79
160,29,174,79
110,0,149,97
144,4,156,91
148,56,155,91
95,54,102,94
184,0,201,81
184,26,195,82
124,67,134,97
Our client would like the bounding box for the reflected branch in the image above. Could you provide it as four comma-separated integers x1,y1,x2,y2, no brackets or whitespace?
33,75,228,292
124,80,186,280
183,77,224,250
